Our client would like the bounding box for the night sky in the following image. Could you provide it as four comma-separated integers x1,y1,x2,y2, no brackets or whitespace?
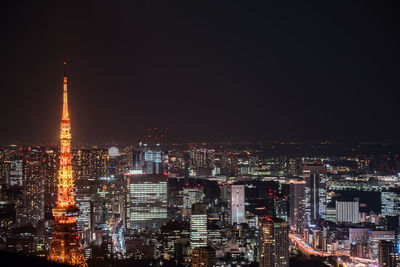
0,1,399,144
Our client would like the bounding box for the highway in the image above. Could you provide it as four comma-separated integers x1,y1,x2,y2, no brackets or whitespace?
289,234,379,267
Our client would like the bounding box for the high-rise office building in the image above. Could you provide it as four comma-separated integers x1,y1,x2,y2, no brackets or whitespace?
75,180,95,245
130,143,165,175
192,246,216,267
190,203,207,250
259,217,289,267
21,151,45,227
303,165,327,226
274,194,288,221
42,149,59,218
231,184,245,225
382,192,400,216
289,180,306,233
143,147,164,174
336,198,359,224
127,174,168,229
183,187,204,219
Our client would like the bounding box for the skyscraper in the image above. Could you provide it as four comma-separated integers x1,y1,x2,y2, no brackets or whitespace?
382,191,400,216
231,184,245,225
274,194,288,221
190,203,207,250
21,150,45,226
48,63,87,267
183,187,204,219
127,174,168,229
303,165,327,226
143,147,164,174
336,198,359,224
289,180,306,233
259,217,289,267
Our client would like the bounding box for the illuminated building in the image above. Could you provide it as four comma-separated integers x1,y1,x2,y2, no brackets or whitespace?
6,225,37,255
127,174,167,229
189,148,215,168
190,203,207,250
10,160,23,187
75,180,94,245
101,235,114,260
326,206,336,223
160,221,190,260
20,150,45,226
259,217,289,267
303,165,327,226
0,149,8,185
48,63,87,266
192,246,216,267
72,148,109,183
336,198,359,223
381,191,400,216
349,228,370,244
182,187,204,219
289,180,306,233
43,149,59,219
379,240,398,267
369,230,396,260
72,148,109,244
207,223,227,247
231,184,245,225
274,194,288,221
350,243,368,258
247,215,258,229
143,147,163,174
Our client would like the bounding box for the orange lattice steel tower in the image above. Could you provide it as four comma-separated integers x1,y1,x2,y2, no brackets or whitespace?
48,63,87,267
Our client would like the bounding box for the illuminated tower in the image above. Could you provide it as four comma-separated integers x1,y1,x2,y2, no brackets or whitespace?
48,63,87,267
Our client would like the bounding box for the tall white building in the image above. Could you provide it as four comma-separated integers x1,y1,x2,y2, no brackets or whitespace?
231,184,245,225
128,174,168,229
190,203,207,250
336,198,359,224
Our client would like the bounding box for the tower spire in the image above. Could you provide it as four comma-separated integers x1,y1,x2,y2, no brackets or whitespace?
62,62,69,120
64,61,67,78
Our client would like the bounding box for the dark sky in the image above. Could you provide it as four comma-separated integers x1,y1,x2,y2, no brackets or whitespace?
0,1,399,144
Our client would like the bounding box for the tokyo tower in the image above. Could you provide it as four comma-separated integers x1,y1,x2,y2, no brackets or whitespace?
48,63,87,266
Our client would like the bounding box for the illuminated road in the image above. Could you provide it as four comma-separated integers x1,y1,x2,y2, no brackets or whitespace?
289,234,378,267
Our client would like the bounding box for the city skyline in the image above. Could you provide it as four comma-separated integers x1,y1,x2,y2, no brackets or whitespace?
1,1,400,144
2,2,400,267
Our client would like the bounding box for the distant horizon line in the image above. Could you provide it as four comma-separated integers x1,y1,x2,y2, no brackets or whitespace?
1,140,400,147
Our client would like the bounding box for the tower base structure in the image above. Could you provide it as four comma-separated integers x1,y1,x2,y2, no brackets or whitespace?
48,207,87,267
